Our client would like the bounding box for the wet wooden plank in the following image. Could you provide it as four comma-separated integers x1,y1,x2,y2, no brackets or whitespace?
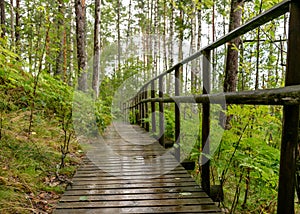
59,192,210,202
55,206,223,214
54,122,222,213
57,198,215,209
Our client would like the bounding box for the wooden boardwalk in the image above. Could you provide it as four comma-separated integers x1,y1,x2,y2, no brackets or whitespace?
54,122,222,213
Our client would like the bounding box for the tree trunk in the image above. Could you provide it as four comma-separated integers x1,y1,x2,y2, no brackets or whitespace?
15,0,20,52
197,3,202,92
55,0,65,78
223,0,244,93
0,0,5,38
75,0,87,92
167,2,174,92
255,0,263,90
117,0,121,71
10,0,14,48
190,5,196,91
178,8,184,93
221,0,245,130
93,0,101,98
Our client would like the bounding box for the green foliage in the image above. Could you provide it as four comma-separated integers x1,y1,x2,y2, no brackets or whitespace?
210,105,282,212
0,43,83,212
0,110,81,213
164,109,175,140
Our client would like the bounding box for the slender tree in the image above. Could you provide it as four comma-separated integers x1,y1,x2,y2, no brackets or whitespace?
93,0,101,98
221,0,245,129
117,0,121,70
0,0,6,38
223,0,245,93
55,0,65,78
10,0,14,48
15,0,20,50
75,0,87,91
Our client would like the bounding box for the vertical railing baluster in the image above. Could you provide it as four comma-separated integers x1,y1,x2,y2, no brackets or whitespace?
175,66,181,161
159,76,165,147
145,85,150,132
130,99,133,124
138,93,141,125
135,96,138,125
202,50,211,195
123,103,126,123
151,80,156,133
277,1,300,213
141,89,145,128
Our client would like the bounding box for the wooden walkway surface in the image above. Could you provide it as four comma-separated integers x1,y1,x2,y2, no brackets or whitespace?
54,122,222,213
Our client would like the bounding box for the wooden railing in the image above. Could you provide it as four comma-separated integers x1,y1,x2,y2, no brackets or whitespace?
124,0,300,212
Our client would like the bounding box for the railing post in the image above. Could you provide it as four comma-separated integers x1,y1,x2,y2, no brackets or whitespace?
159,76,165,147
130,99,133,124
141,89,145,128
123,102,126,123
175,66,181,161
145,86,150,132
277,1,300,213
135,96,138,124
138,93,141,125
151,81,156,133
201,50,211,195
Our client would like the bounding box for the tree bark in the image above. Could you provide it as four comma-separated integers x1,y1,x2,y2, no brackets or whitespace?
10,0,14,48
75,0,87,91
178,7,184,93
197,3,202,92
221,0,245,130
223,0,244,93
0,0,6,38
93,0,101,98
55,0,65,78
117,0,121,71
15,0,20,51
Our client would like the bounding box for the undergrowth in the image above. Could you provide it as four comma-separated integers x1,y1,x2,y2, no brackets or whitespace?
0,110,82,213
0,48,84,213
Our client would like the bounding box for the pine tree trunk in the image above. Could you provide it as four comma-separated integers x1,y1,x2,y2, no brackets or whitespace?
178,8,184,93
55,0,65,78
15,0,20,52
0,0,5,38
10,0,14,48
197,4,202,92
223,0,244,92
167,2,174,92
75,0,87,91
93,0,101,98
221,0,245,129
117,0,121,72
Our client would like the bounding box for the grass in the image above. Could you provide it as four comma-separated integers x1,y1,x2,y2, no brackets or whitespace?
0,110,82,213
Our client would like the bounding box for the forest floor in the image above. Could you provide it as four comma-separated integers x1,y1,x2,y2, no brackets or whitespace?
0,110,83,214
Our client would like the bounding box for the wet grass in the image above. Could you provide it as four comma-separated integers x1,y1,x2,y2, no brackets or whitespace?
0,110,82,213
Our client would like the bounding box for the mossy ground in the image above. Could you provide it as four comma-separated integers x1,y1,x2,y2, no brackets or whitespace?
0,110,82,213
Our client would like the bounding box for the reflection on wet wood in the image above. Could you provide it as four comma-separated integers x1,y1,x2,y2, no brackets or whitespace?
54,122,222,213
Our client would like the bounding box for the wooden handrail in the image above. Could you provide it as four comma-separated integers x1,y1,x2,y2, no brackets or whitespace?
134,0,290,95
130,85,300,106
125,1,300,212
